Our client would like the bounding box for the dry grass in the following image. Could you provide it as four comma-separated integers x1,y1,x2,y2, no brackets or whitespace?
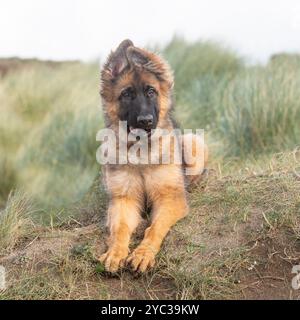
0,191,34,255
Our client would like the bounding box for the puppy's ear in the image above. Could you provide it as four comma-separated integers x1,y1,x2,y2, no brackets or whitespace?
127,46,173,88
104,39,134,78
126,47,149,67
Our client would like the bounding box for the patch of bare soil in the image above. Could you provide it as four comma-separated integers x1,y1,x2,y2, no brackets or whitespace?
239,234,300,300
0,222,177,300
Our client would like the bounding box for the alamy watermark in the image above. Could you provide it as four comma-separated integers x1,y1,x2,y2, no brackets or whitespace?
96,121,205,175
0,265,5,291
291,265,300,290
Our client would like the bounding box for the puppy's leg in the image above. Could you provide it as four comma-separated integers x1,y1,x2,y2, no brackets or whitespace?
127,165,188,272
100,168,143,272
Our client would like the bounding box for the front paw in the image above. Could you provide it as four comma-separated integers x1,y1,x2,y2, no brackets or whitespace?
99,246,129,273
126,245,156,272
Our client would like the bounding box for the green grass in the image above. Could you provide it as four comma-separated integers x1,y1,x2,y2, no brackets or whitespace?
0,62,103,219
161,38,300,157
0,191,34,255
218,64,300,156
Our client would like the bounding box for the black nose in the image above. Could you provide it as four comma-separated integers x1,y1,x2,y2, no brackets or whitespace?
137,114,153,128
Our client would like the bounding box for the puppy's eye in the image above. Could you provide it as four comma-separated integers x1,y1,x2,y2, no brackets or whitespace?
146,86,156,98
120,88,133,99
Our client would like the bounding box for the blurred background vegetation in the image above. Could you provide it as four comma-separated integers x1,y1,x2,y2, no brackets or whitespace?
0,36,299,225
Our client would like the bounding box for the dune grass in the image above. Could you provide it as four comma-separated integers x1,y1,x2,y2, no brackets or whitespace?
0,62,103,221
217,64,300,156
0,191,34,254
162,38,300,157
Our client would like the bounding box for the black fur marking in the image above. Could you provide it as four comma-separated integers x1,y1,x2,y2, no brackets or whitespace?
118,71,159,132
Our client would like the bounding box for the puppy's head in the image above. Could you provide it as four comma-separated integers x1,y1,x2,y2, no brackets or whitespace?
100,40,173,133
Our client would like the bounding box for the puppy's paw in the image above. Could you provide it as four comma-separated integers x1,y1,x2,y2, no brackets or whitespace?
99,247,128,273
126,245,156,272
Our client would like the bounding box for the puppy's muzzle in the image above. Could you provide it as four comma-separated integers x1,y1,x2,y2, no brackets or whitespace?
137,114,153,129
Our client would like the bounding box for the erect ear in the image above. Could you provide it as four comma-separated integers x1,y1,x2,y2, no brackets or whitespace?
105,39,134,78
126,47,150,67
127,46,174,87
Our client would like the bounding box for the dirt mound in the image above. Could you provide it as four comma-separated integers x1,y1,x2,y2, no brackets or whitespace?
1,169,300,299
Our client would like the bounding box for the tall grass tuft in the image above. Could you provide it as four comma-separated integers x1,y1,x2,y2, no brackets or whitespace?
163,38,300,157
0,191,34,254
218,63,300,156
163,36,243,92
162,36,243,129
0,62,103,216
0,157,17,206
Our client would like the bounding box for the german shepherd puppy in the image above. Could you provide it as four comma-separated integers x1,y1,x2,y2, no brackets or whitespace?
99,40,208,272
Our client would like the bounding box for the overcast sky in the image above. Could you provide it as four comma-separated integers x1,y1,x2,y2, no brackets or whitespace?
1,0,300,63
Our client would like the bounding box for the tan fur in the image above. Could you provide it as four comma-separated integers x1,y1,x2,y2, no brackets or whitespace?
181,133,209,185
99,40,208,272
